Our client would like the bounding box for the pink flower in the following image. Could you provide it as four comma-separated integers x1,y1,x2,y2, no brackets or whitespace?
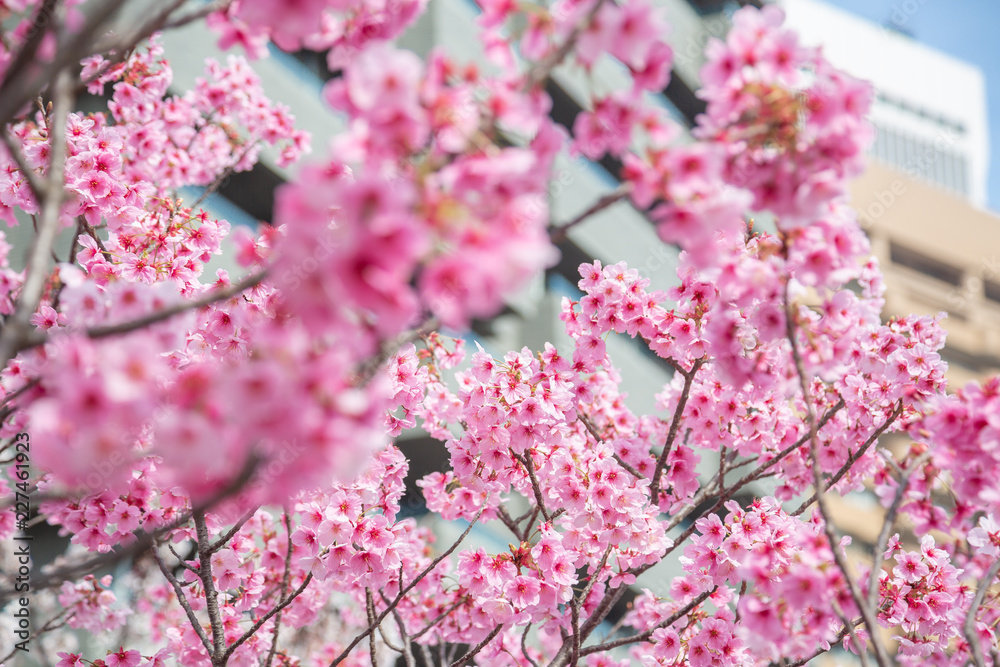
105,648,141,667
504,575,541,608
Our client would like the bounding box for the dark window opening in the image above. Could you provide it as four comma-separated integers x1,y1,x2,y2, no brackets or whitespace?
889,242,964,286
216,163,285,224
985,280,1000,305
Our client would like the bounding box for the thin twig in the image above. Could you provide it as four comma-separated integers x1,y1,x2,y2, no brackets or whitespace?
449,624,504,667
19,270,267,352
650,359,704,501
152,547,213,654
162,0,233,30
580,586,717,656
780,616,864,667
524,0,607,89
263,511,294,667
867,450,932,614
0,608,71,666
209,507,259,554
222,573,314,663
0,126,44,204
0,0,129,127
516,451,552,523
521,623,539,667
411,597,469,640
791,401,903,517
549,184,632,243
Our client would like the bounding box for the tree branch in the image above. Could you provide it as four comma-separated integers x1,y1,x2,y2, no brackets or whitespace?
649,359,703,501
0,68,72,370
194,510,226,663
549,184,632,243
152,546,213,655
450,624,504,667
783,284,890,667
19,270,267,352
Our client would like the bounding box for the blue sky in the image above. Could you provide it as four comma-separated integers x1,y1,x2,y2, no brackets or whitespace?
821,0,1000,212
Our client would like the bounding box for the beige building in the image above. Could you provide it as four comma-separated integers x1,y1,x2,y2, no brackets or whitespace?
853,163,1000,386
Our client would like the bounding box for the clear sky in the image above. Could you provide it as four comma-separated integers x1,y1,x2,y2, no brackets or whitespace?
820,0,1000,213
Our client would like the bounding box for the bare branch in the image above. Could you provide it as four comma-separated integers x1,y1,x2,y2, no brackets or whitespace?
550,184,632,243
152,547,213,654
194,510,226,662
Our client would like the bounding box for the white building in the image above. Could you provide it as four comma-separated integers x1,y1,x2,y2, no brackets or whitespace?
781,0,990,207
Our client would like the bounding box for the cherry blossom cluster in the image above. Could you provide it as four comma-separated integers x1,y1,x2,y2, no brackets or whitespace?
2,2,1000,666
208,0,427,66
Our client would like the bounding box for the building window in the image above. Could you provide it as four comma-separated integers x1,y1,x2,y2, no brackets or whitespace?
984,281,1000,305
889,242,964,286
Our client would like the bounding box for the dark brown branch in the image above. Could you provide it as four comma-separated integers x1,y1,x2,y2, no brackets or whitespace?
649,359,704,500
194,510,226,663
549,184,632,243
152,547,213,654
19,270,267,352
580,586,717,656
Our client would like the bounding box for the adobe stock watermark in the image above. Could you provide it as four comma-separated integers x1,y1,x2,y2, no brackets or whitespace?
946,254,1000,312
878,0,933,37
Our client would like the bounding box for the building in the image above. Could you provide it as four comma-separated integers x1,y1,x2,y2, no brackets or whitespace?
781,0,1000,387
